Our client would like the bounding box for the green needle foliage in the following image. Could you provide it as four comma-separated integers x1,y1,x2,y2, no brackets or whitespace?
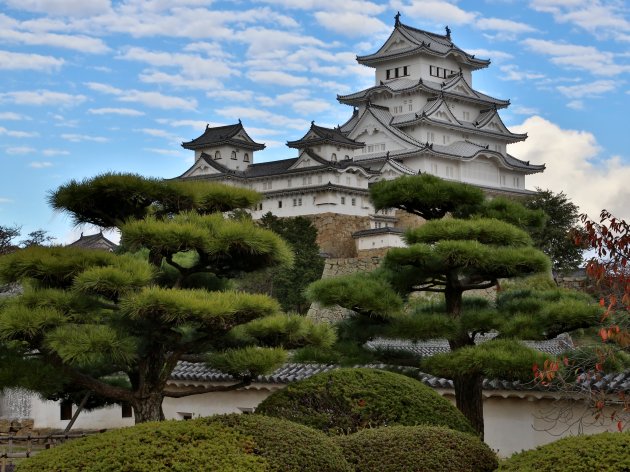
1,173,333,423
307,174,602,439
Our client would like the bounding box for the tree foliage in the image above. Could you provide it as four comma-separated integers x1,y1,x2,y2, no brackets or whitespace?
238,213,324,314
307,174,602,438
525,188,584,273
0,174,333,423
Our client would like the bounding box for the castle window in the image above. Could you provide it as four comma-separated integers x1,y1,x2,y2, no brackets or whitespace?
463,111,470,121
231,151,237,160
430,65,456,79
408,99,413,111
214,151,221,160
287,178,292,188
446,166,454,178
346,177,351,185
431,163,438,174
344,155,350,160
278,200,283,208
513,176,520,188
403,66,408,76
331,153,337,162
500,175,506,186
243,153,250,162
341,196,346,204
318,175,323,183
427,132,435,142
298,197,302,206
351,198,356,206
386,69,391,79
443,135,450,144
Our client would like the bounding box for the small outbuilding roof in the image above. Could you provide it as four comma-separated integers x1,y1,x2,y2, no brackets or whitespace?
287,122,365,149
182,121,265,151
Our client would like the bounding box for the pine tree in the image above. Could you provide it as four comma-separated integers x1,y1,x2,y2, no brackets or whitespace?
0,173,334,423
307,174,601,438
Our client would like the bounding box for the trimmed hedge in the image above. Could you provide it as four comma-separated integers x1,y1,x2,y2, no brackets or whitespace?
256,368,474,434
336,425,498,472
499,431,630,472
17,414,352,472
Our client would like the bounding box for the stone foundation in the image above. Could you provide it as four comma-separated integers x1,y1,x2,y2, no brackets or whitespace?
305,213,372,258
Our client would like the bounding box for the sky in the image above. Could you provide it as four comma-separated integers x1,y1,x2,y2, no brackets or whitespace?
0,0,629,244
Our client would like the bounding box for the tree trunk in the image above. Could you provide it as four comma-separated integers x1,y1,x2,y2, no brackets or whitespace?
132,393,164,424
453,372,484,439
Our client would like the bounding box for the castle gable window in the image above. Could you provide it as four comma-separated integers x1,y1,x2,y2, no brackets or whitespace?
243,153,250,162
214,151,221,160
231,151,237,160
430,65,456,79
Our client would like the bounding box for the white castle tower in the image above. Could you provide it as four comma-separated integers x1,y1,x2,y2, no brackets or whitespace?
177,14,544,257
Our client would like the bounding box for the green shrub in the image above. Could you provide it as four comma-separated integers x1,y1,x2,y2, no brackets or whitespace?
256,368,474,434
499,431,630,471
18,414,352,472
336,425,498,472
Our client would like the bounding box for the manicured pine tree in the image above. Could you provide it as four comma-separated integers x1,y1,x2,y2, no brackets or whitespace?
307,174,601,438
0,173,334,423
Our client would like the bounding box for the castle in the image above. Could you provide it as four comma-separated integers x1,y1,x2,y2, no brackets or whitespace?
176,14,544,257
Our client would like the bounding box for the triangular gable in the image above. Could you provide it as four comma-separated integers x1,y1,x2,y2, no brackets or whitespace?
379,159,415,177
181,155,226,178
382,30,416,53
348,107,422,151
287,149,326,170
475,110,514,136
424,98,461,125
442,75,477,98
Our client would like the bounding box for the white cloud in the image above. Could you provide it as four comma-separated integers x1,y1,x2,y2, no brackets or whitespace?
511,115,630,222
0,50,64,71
29,161,53,168
143,147,187,156
499,64,545,81
529,0,630,41
566,100,584,110
0,90,86,106
216,106,310,131
510,105,539,115
206,89,256,102
476,17,537,33
292,99,331,115
238,28,327,56
88,107,145,116
61,134,108,143
247,70,310,87
5,146,35,154
522,38,630,76
42,149,70,156
390,0,477,25
0,29,109,53
0,127,38,138
156,119,213,129
136,128,176,139
86,82,197,110
4,0,111,16
0,198,13,204
256,0,387,15
314,12,389,37
0,112,30,120
556,80,616,98
466,49,513,62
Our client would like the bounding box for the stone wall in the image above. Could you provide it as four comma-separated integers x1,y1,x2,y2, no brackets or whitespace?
305,213,372,258
394,209,425,230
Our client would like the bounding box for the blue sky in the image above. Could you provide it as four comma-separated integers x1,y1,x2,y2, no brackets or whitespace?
0,0,629,243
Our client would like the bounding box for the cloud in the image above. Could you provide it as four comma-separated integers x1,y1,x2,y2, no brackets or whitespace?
466,49,513,62
529,0,630,41
476,17,537,33
0,50,64,71
0,28,109,53
314,12,389,37
4,0,111,16
61,134,108,143
0,198,13,204
88,107,145,116
143,147,188,156
42,148,70,156
390,0,477,25
5,146,35,154
86,82,197,110
0,112,30,120
510,115,630,222
255,0,386,15
522,38,630,76
0,90,86,106
556,80,617,98
216,106,310,131
499,64,545,81
0,127,38,138
292,99,331,115
247,70,310,87
566,100,584,110
135,128,177,139
510,106,540,115
29,161,53,168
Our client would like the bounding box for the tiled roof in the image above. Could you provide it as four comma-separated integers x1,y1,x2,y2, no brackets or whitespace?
366,333,575,357
170,359,630,394
352,227,405,238
287,122,364,149
182,122,265,151
357,21,489,70
338,76,508,108
68,232,118,251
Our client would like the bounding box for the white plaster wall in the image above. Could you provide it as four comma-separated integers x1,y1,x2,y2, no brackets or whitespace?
162,388,273,420
356,233,405,251
27,397,135,429
195,144,253,171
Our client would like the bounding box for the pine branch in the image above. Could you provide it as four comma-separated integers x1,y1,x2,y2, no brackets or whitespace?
164,378,252,398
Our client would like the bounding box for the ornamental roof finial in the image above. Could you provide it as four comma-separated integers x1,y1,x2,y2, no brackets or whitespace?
445,25,451,39
395,11,401,26
311,120,315,126
238,118,242,124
